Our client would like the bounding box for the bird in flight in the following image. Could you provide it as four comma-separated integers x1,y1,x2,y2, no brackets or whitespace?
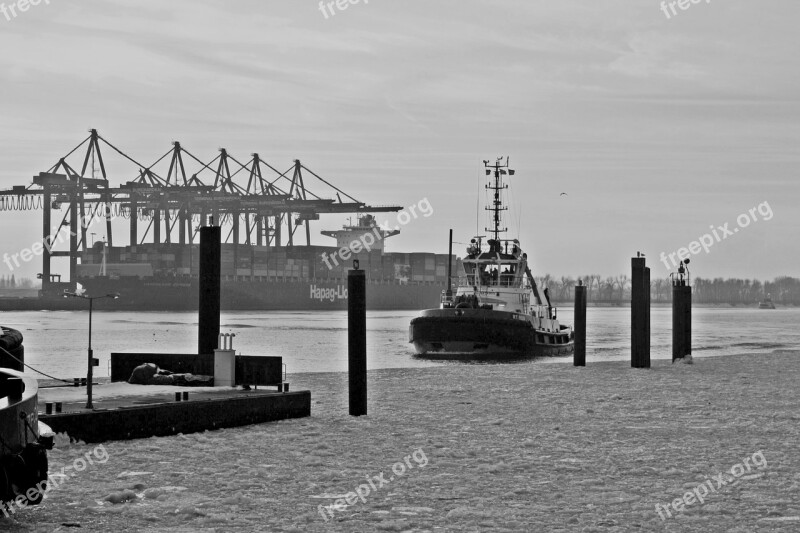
560,192,568,196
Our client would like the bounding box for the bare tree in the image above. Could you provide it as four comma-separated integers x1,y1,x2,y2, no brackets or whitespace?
603,277,616,300
616,274,628,300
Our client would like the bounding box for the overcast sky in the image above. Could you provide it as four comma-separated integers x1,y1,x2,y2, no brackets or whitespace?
0,0,798,282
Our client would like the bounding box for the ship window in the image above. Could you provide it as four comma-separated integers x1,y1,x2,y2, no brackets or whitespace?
462,263,478,286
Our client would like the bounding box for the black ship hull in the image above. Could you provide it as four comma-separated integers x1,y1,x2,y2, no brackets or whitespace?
409,308,574,357
73,276,444,311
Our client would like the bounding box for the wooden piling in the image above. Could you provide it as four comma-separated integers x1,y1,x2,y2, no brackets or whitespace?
631,257,651,368
672,283,692,361
574,280,586,367
348,266,367,416
198,225,221,355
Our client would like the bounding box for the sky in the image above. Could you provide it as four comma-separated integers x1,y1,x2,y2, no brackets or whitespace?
0,0,798,282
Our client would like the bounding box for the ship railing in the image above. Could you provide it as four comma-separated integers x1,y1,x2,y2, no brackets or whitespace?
440,289,456,308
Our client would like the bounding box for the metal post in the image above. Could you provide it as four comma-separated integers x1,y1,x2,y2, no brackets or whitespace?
447,229,453,294
86,298,93,409
348,264,367,416
672,265,692,361
574,280,586,367
164,205,171,244
129,195,138,245
154,208,161,244
274,214,282,247
179,208,186,245
631,256,650,368
69,194,78,290
198,224,221,355
256,216,264,247
42,187,52,294
233,211,240,274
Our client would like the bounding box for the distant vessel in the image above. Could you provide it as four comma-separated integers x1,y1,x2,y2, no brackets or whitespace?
73,214,458,311
758,293,776,309
409,158,574,356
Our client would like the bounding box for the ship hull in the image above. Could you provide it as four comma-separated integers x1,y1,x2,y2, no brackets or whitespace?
71,276,444,311
409,309,573,357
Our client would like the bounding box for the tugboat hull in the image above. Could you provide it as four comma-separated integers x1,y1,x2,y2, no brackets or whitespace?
0,328,54,508
409,310,573,357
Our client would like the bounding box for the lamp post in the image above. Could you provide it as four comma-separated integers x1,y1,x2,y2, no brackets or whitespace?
64,291,119,409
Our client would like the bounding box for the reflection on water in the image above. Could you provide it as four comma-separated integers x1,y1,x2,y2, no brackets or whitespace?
3,307,797,379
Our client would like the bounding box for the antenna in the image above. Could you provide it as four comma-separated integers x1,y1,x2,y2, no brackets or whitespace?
483,157,511,241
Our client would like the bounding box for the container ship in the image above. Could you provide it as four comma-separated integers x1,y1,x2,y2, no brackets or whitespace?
0,130,459,312
75,215,459,311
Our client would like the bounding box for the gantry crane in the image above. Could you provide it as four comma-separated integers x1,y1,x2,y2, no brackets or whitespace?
0,130,401,295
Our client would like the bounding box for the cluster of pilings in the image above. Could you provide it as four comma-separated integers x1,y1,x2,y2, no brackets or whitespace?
572,254,692,367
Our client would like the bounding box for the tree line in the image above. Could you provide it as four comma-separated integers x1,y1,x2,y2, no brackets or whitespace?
0,276,35,289
537,275,799,305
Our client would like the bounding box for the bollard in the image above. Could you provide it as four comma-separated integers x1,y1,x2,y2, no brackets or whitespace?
672,260,692,361
45,402,53,415
198,224,222,355
348,263,367,416
284,383,290,392
182,391,189,401
214,333,236,388
7,378,23,401
55,402,63,413
574,280,587,367
73,378,80,387
631,255,651,368
175,392,182,402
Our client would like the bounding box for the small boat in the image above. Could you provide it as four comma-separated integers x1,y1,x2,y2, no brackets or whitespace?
0,327,54,509
409,158,574,357
758,294,776,309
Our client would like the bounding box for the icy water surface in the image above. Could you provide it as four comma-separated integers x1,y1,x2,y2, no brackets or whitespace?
2,306,797,380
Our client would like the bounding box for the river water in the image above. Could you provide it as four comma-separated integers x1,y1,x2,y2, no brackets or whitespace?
1,307,797,380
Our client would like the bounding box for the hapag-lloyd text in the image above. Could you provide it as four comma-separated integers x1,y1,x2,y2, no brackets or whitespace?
310,285,348,302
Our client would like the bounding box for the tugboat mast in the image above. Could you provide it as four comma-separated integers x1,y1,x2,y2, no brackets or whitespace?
483,157,513,242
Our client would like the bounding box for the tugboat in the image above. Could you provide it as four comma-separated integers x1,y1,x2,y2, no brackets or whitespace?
409,158,574,357
0,327,54,512
758,293,776,309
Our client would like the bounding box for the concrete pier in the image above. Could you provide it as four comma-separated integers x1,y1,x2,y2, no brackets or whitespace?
39,383,310,443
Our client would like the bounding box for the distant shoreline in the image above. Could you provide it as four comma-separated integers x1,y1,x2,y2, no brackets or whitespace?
550,301,797,309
